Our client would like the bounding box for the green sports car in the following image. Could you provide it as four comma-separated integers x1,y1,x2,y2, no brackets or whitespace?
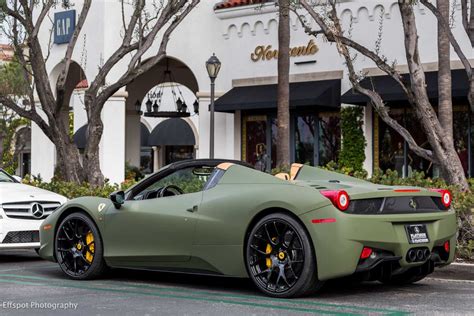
39,159,456,298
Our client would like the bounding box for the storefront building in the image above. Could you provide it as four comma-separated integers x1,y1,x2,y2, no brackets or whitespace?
29,1,473,183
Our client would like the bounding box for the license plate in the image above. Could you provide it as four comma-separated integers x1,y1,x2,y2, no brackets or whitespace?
405,224,429,244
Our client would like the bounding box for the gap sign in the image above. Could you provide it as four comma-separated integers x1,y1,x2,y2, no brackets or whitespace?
54,10,76,44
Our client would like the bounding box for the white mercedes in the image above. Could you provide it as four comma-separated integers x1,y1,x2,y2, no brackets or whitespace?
0,169,67,251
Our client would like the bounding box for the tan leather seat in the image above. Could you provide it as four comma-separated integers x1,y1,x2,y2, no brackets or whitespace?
290,163,303,180
275,173,290,180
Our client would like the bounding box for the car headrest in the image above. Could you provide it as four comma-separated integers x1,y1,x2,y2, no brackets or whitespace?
275,173,290,180
290,163,303,180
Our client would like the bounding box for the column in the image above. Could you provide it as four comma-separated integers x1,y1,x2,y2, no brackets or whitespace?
196,91,232,159
31,104,55,181
99,92,126,184
152,146,160,172
196,93,210,159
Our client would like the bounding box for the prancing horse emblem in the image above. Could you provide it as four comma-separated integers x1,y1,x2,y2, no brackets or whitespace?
409,199,417,210
98,203,106,213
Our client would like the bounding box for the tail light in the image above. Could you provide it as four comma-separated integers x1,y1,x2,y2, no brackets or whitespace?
360,247,373,259
430,189,452,208
320,190,350,211
444,240,450,253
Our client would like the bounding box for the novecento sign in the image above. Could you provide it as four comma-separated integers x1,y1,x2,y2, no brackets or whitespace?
54,10,76,44
251,40,319,62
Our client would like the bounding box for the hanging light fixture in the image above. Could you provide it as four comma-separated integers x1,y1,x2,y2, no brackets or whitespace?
145,99,153,113
193,99,199,114
135,100,142,115
176,98,183,112
143,60,193,118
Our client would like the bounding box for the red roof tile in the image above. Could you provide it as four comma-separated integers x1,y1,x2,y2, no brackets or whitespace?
75,79,89,89
214,0,271,10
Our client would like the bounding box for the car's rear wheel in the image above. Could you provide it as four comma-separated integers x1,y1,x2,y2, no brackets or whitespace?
245,213,323,298
55,212,106,280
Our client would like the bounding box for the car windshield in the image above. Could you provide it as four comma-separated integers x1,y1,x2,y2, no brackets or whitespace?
0,170,16,183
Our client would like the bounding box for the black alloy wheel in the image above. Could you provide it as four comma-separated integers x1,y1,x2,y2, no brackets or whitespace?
55,212,106,280
246,213,323,298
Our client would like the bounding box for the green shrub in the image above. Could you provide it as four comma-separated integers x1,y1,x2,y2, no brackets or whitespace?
23,175,137,200
338,106,366,172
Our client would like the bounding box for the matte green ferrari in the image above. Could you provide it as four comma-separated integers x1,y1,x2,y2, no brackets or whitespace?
39,159,456,298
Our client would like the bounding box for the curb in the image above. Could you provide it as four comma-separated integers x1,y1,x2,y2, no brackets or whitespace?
432,262,474,281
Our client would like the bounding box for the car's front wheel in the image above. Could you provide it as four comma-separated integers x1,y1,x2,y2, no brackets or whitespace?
55,212,107,280
245,213,323,298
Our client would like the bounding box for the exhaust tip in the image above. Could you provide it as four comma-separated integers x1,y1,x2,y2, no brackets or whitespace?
416,249,424,261
423,249,431,260
407,249,417,262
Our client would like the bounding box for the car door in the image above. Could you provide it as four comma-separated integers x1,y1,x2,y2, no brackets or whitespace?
103,167,209,267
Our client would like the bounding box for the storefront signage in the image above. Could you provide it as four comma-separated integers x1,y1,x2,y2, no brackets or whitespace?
54,10,76,44
251,40,319,62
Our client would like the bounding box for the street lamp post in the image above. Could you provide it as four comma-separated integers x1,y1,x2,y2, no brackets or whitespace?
206,53,221,159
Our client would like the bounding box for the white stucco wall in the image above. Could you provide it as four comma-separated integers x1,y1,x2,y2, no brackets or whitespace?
30,0,474,183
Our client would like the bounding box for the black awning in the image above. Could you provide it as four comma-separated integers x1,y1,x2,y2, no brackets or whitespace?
342,69,469,105
75,123,151,149
140,123,150,147
215,79,341,112
149,118,195,146
73,124,87,150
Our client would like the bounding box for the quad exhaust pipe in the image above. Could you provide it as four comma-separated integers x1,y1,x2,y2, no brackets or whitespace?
406,248,431,263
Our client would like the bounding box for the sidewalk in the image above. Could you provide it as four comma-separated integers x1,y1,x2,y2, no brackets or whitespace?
432,263,474,281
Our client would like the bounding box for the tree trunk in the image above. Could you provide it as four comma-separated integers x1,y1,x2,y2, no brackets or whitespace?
276,0,291,168
470,0,474,46
399,3,469,191
54,138,86,183
82,96,105,186
437,0,453,142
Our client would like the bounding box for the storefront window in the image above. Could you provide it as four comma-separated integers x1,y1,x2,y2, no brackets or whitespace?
378,109,405,176
242,115,270,171
243,112,341,171
165,146,194,165
454,106,469,176
319,112,341,166
295,115,315,165
376,106,471,178
140,148,153,174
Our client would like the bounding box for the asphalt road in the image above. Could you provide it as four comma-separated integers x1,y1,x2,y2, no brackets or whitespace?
0,250,473,315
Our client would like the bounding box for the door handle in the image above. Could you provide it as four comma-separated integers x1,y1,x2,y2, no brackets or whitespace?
186,205,198,213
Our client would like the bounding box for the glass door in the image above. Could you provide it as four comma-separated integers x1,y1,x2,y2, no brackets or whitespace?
242,115,277,172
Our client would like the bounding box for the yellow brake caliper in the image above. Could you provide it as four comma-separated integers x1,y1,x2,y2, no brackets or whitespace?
85,231,95,263
265,237,277,268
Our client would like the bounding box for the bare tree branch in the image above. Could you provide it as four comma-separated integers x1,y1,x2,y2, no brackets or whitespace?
31,0,54,38
420,0,474,110
56,0,92,94
95,0,199,108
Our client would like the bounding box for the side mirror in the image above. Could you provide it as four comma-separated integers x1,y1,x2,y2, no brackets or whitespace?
110,190,125,209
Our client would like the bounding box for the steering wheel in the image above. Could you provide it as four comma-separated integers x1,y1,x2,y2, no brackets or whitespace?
159,185,184,197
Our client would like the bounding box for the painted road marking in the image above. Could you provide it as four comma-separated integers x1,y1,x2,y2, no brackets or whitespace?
0,274,410,315
0,278,362,315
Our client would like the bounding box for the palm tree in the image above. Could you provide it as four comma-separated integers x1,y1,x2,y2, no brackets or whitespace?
437,0,453,142
276,0,291,168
